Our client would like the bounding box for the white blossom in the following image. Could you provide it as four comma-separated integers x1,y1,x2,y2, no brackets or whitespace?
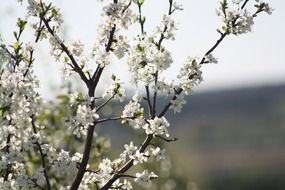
124,141,138,156
177,57,203,94
130,150,149,165
72,105,99,137
170,93,186,113
172,2,183,11
103,75,126,102
204,53,218,64
150,147,166,161
70,40,84,57
134,170,158,187
143,117,170,137
121,98,144,129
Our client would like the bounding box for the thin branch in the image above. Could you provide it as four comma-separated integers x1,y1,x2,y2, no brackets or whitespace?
99,135,153,190
117,174,136,179
97,116,134,124
152,71,159,118
152,0,173,118
96,93,116,112
156,135,178,143
85,169,100,173
70,0,120,188
40,17,90,87
4,134,11,181
159,31,228,117
23,50,34,77
138,3,145,34
90,25,116,96
159,0,254,117
31,117,51,190
241,0,250,10
145,86,153,117
168,0,173,15
200,32,227,65
97,117,122,123
70,123,96,190
137,3,154,118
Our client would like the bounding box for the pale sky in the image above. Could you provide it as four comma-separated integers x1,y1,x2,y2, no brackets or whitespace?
0,0,284,99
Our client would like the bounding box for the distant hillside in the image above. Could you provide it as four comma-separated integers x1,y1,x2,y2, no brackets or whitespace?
169,85,285,190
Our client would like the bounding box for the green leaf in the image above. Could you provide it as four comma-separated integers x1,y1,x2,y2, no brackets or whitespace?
138,0,145,5
220,0,228,10
0,105,10,116
137,44,144,52
16,18,27,30
13,41,21,51
141,16,146,24
64,56,69,63
57,94,70,104
134,108,144,118
222,26,229,33
111,74,116,81
13,31,18,39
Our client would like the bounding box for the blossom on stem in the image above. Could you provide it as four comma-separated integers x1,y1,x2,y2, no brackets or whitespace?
143,117,170,137
170,93,186,113
134,170,158,187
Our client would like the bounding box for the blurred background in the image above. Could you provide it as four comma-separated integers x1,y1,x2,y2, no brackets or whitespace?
1,0,285,189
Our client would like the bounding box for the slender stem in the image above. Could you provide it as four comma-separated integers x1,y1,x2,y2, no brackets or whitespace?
117,174,136,179
4,134,11,181
137,2,155,118
199,32,227,65
152,71,158,118
241,0,250,10
31,117,51,190
159,88,182,117
23,50,34,77
70,124,96,190
97,117,122,123
91,25,116,96
160,32,228,117
138,4,144,34
97,116,135,124
96,93,116,112
168,0,173,15
152,0,173,118
145,86,153,117
40,17,90,87
70,1,118,188
99,135,153,190
156,135,178,143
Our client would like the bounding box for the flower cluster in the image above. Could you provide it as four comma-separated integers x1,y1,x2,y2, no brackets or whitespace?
92,0,136,67
154,14,177,40
217,0,273,35
143,117,170,137
121,95,144,129
103,75,126,102
177,57,203,94
134,170,158,187
73,104,99,136
127,36,173,85
0,41,49,189
170,93,187,113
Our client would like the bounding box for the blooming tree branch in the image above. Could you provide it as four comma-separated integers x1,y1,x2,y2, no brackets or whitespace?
0,0,272,189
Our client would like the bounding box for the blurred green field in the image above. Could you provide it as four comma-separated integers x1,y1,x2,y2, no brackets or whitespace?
168,85,285,190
